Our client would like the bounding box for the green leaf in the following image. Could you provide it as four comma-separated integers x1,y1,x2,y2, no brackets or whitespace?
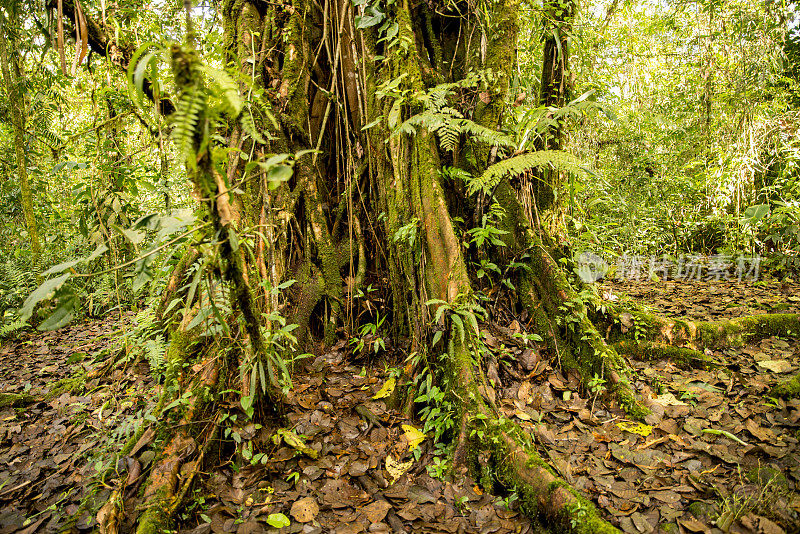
241,395,255,419
86,244,110,262
266,165,293,189
361,116,383,131
42,259,82,276
119,227,146,245
266,513,290,528
186,306,213,331
19,274,71,321
42,244,108,276
38,294,78,331
743,204,770,224
451,313,465,343
259,360,267,395
132,252,158,292
355,6,385,29
126,43,161,109
432,330,443,347
388,100,402,128
463,311,478,335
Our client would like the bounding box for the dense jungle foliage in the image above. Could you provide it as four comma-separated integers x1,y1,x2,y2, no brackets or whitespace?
1,0,800,532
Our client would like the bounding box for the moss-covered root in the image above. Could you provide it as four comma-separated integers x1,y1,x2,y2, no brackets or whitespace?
489,421,621,534
0,392,39,408
447,336,620,533
697,313,800,348
517,241,647,418
136,355,219,534
608,309,800,350
771,372,800,398
612,341,721,369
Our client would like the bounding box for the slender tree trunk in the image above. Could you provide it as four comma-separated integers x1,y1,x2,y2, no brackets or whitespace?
532,0,575,232
0,9,42,267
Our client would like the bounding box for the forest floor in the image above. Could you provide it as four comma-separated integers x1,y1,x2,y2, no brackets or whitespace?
0,278,799,534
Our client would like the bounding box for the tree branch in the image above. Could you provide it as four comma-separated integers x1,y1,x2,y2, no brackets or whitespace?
47,0,175,115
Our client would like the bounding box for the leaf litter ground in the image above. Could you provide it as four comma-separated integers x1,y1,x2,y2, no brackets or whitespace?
0,278,799,534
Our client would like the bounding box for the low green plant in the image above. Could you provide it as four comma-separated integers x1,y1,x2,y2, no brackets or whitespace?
587,372,607,412
713,466,791,530
350,311,386,355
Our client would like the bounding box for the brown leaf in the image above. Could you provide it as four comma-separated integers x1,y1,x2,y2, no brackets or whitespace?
361,500,392,523
130,426,156,457
679,517,710,533
290,496,319,523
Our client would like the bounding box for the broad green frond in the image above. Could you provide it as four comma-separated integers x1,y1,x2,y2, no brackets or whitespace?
393,111,514,151
473,150,586,195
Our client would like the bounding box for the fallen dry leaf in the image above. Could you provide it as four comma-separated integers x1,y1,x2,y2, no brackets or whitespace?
290,496,319,523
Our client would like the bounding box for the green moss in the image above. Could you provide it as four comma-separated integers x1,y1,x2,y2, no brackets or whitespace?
44,374,86,400
736,313,800,339
771,371,800,398
746,467,788,489
165,329,191,387
0,392,37,408
695,314,800,349
614,386,650,420
688,501,715,521
135,488,172,534
696,320,742,348
488,417,622,534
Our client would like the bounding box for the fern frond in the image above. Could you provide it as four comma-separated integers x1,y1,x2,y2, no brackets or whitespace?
172,84,205,165
144,335,166,372
201,65,243,117
240,106,267,144
458,120,514,149
474,150,586,195
0,319,27,340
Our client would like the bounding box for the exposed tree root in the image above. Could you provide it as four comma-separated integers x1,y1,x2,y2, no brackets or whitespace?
447,336,622,533
612,341,721,369
136,353,219,534
495,184,647,418
604,303,800,350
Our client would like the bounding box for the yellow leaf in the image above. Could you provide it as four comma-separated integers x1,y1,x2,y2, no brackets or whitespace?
385,454,413,483
514,410,532,421
616,421,653,437
276,429,318,459
372,377,395,400
401,424,426,451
